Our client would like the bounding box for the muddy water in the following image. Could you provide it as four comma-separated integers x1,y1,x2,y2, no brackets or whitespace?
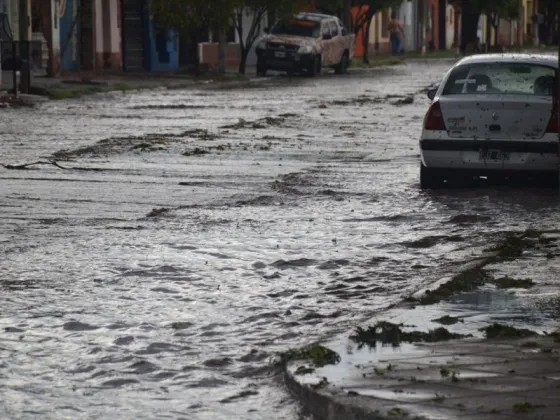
1,61,559,420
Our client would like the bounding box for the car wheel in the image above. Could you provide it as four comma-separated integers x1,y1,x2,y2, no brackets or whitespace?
256,60,267,77
335,52,349,74
420,163,444,189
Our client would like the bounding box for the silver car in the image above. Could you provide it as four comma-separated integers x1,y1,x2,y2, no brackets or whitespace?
419,54,558,188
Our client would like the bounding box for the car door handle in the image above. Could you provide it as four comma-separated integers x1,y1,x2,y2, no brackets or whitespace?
489,124,501,132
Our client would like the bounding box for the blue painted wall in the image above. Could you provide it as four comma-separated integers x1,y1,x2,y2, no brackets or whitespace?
143,4,178,71
59,0,79,71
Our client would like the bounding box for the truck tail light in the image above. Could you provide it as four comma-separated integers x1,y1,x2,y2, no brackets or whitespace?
424,101,446,131
545,103,558,133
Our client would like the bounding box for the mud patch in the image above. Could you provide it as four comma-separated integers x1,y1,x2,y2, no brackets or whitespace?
51,129,220,159
400,234,464,249
318,94,414,107
271,258,317,269
220,114,296,130
493,276,534,289
446,214,492,224
131,104,221,110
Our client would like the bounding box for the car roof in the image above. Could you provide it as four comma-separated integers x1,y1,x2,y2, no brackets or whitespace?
456,53,558,68
294,12,334,21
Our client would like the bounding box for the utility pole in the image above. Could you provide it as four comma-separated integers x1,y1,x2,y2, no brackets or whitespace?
18,0,29,93
532,0,539,47
217,29,226,75
344,0,351,32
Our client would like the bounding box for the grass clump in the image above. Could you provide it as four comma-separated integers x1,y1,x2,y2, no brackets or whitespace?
278,344,340,367
350,321,471,347
493,276,534,289
432,315,463,325
183,147,209,157
480,323,538,339
487,234,535,262
512,401,538,413
419,267,490,305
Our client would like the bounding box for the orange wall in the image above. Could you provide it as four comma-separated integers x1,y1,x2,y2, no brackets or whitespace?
352,5,368,57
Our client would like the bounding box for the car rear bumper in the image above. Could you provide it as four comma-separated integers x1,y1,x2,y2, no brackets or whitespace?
420,139,559,171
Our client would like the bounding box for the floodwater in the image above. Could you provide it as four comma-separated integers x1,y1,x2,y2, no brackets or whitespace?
1,61,559,420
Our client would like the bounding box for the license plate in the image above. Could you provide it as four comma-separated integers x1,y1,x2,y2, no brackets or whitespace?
479,149,510,161
274,51,286,58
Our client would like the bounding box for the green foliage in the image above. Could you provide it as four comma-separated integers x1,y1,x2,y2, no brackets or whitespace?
452,0,520,20
150,0,238,37
350,321,471,347
479,323,539,339
278,344,341,367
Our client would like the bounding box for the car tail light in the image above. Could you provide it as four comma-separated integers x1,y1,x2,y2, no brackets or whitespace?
424,101,446,131
546,103,558,133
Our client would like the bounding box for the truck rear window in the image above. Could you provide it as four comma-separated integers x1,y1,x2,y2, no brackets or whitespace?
271,20,321,38
442,63,557,96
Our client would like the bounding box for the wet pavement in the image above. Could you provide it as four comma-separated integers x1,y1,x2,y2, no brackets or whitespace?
2,60,560,420
285,335,560,420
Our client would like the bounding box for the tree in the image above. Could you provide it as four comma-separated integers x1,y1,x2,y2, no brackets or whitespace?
350,0,401,63
150,0,237,75
451,0,520,53
538,0,559,45
478,0,519,48
232,0,298,74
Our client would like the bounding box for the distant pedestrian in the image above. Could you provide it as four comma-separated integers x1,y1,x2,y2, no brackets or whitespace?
388,12,404,56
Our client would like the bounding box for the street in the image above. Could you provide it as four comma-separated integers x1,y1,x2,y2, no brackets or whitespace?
1,60,560,420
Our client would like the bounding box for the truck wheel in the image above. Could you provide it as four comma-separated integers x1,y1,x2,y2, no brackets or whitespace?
420,163,443,189
256,60,267,76
335,52,349,74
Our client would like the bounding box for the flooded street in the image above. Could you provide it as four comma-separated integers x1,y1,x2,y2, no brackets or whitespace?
1,61,560,420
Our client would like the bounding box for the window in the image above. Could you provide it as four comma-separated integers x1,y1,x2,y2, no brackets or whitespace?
328,20,338,37
337,19,347,36
442,63,557,96
272,19,321,38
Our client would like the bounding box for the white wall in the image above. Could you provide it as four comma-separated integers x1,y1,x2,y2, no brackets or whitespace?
398,0,415,52
235,8,267,66
445,4,454,49
109,0,119,53
95,0,103,53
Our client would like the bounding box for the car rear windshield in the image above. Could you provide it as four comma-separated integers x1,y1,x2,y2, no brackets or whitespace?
441,62,557,96
271,19,321,38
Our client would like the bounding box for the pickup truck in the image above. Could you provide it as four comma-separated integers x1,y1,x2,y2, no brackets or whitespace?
255,12,355,77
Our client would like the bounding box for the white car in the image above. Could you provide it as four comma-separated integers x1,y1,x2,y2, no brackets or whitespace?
419,54,558,188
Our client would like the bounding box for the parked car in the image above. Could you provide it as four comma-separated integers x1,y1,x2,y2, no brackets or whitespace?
255,12,355,77
419,54,559,188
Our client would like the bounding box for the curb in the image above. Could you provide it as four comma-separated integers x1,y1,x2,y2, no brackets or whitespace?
284,367,405,420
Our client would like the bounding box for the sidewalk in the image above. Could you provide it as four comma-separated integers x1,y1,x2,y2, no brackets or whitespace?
282,230,560,420
1,66,258,101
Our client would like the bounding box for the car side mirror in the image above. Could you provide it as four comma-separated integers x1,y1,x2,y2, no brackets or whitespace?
427,88,437,100
322,33,332,40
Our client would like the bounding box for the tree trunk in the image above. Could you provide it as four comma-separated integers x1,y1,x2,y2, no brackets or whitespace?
218,30,226,75
191,29,201,76
460,0,479,54
344,0,352,32
362,14,373,63
486,14,491,52
238,49,248,74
